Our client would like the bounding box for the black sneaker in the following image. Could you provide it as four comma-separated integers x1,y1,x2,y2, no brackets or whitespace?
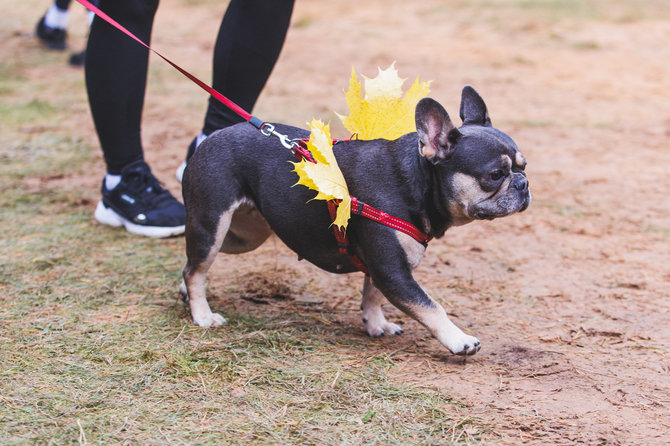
35,17,67,51
94,160,186,238
69,49,86,67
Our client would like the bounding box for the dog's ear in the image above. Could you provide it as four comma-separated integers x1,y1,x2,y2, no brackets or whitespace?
459,85,492,127
415,97,461,163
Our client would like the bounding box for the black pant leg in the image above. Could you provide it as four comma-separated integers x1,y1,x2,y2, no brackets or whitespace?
85,0,159,174
55,0,71,10
202,0,295,135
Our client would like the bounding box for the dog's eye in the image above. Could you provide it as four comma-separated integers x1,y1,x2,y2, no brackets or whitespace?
490,170,505,181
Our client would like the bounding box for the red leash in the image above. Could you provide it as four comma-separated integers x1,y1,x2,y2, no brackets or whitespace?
75,0,256,125
78,0,431,273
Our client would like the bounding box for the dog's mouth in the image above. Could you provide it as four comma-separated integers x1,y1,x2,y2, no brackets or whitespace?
474,212,497,220
471,189,531,221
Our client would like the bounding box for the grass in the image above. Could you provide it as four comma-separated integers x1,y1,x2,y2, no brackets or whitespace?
0,297,476,444
0,181,484,443
0,186,482,443
0,7,483,443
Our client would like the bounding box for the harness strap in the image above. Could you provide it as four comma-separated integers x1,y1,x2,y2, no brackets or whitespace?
351,197,432,246
328,198,432,274
327,200,369,275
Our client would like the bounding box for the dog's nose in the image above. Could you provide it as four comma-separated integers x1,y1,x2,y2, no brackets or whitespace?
513,176,529,191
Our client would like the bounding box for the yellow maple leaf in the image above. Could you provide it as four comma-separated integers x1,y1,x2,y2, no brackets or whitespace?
337,62,431,140
293,65,429,233
364,64,405,99
292,119,351,230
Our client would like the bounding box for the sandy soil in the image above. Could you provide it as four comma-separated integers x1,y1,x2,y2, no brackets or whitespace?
10,0,670,443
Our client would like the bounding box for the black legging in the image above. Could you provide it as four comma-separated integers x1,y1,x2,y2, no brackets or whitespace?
53,0,99,12
85,0,294,174
55,0,72,10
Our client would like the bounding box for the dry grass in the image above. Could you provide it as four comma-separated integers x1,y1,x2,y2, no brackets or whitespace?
0,190,483,444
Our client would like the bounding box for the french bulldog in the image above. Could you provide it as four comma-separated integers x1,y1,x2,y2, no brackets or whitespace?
180,86,530,356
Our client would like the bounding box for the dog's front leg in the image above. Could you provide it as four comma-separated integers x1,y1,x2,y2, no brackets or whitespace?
409,293,481,356
361,275,404,337
357,229,480,355
369,267,481,356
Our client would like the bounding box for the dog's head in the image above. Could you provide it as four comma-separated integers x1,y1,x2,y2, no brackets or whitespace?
415,86,531,226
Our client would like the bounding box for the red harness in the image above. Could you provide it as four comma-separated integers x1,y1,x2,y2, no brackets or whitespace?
327,197,432,275
76,0,432,273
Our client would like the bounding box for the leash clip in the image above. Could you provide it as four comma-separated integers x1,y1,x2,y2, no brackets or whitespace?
259,123,298,150
259,122,315,163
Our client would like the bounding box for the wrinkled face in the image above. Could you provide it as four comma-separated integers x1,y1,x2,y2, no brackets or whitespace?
442,126,531,225
415,89,530,226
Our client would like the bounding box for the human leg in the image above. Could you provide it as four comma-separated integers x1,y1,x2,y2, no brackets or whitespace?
68,0,98,67
86,0,185,237
202,0,295,134
176,0,294,181
85,0,159,173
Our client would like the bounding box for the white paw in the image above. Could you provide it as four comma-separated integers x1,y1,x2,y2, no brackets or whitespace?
364,317,404,337
446,333,481,356
193,312,227,327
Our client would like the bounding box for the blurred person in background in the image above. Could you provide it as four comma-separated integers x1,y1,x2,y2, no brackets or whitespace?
36,0,96,66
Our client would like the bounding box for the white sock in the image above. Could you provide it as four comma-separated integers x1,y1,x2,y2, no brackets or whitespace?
105,174,121,190
195,132,208,148
44,4,69,30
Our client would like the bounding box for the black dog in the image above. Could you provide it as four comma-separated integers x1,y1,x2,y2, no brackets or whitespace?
180,86,530,356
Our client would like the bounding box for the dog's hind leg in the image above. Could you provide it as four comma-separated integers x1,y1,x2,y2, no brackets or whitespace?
182,202,242,327
361,275,404,337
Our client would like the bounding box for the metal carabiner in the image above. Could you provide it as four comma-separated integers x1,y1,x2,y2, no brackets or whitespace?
259,122,275,137
259,122,297,150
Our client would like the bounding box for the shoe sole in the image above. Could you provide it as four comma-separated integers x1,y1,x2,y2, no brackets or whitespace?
94,201,185,238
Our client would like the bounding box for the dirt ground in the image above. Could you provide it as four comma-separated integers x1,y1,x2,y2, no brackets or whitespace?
9,0,670,443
